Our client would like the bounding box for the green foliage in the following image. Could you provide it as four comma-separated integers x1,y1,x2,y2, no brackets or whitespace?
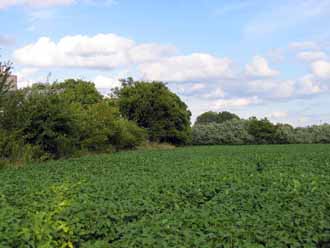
1,145,330,247
247,117,277,144
195,111,239,125
0,79,147,163
0,61,13,105
192,119,252,145
21,93,79,159
52,79,103,106
113,78,192,145
192,116,330,145
195,111,219,125
274,123,296,144
76,101,147,151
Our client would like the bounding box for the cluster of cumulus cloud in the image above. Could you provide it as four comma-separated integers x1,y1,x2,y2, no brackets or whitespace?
13,33,330,110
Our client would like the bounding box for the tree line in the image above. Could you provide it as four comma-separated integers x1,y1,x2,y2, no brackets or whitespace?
0,62,192,164
1,61,329,164
192,111,330,145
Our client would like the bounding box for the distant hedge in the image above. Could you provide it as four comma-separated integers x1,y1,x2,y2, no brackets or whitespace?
192,115,330,145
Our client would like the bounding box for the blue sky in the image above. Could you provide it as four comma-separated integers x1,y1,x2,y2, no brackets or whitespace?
1,0,330,125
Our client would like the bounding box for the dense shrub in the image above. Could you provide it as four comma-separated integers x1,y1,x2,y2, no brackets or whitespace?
20,93,79,159
274,124,296,144
247,117,277,144
113,78,192,145
76,101,147,151
192,119,253,145
0,79,147,163
195,111,240,125
192,116,330,145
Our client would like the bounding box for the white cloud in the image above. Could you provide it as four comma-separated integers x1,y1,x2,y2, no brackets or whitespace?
0,0,18,9
290,41,319,50
0,0,116,9
14,34,176,70
0,0,74,9
24,0,74,7
297,51,327,61
129,43,177,64
213,96,261,109
297,74,323,95
247,79,295,98
191,83,205,91
311,60,330,79
93,75,121,89
139,53,234,82
201,88,225,99
15,68,39,88
245,56,279,77
269,111,288,119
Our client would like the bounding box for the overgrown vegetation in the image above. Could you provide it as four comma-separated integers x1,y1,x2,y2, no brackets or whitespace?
0,71,191,163
2,58,330,164
113,77,192,145
1,145,330,247
192,112,330,145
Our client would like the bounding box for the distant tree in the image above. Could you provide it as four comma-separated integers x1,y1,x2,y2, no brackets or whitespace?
192,119,252,145
113,78,192,145
294,127,314,144
0,90,26,131
195,111,239,125
195,111,219,125
218,111,240,123
0,61,13,106
52,79,103,106
274,123,295,144
247,117,277,144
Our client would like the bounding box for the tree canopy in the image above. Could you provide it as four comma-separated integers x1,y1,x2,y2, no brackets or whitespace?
195,111,239,125
113,78,192,145
0,61,13,106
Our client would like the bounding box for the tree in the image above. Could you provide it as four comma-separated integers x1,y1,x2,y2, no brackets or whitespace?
247,117,277,144
195,111,239,125
192,119,252,145
21,92,79,159
51,79,103,106
274,123,295,144
195,111,219,125
0,61,13,106
218,111,240,123
76,101,146,151
113,78,192,145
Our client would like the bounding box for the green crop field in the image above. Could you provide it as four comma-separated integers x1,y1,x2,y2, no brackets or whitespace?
1,145,330,247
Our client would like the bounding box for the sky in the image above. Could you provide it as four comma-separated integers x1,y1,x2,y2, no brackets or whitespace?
1,0,330,126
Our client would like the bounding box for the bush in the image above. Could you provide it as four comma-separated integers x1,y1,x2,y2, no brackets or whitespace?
21,93,79,159
195,111,239,125
113,78,192,145
192,119,252,145
247,117,277,144
76,101,147,152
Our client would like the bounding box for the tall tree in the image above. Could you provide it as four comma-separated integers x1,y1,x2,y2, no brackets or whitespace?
0,61,13,106
247,117,277,144
113,78,192,145
195,111,240,125
195,111,219,125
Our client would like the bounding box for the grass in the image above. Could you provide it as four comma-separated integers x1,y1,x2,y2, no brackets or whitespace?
1,144,330,247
